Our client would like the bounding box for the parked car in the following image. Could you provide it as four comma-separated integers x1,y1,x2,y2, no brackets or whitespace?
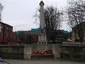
0,58,10,64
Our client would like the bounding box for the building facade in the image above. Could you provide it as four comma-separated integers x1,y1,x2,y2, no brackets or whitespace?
0,22,13,44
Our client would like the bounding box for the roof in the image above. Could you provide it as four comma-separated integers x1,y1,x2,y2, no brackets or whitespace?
0,22,13,27
16,30,39,35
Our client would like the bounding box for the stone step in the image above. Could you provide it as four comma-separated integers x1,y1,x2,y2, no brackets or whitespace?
31,55,54,60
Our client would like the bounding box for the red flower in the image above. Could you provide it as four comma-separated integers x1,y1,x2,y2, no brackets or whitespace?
36,51,40,54
44,50,53,54
32,50,53,55
32,51,36,54
40,51,46,54
48,50,53,54
32,51,40,54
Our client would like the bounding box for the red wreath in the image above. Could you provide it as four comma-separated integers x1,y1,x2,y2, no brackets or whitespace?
32,50,53,55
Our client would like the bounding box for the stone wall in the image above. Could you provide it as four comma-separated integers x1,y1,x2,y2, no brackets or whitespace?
0,45,24,59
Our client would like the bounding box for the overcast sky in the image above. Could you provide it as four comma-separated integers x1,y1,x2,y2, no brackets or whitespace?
0,0,71,31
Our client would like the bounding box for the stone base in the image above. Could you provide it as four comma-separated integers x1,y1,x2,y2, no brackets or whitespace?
52,44,61,58
33,44,52,51
31,54,54,60
24,54,31,60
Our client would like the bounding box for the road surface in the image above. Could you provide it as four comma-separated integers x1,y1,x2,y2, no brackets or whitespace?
4,59,85,64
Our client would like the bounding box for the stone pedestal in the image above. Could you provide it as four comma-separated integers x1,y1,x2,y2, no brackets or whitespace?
38,31,47,44
24,44,32,60
52,44,61,59
34,44,52,51
38,1,47,44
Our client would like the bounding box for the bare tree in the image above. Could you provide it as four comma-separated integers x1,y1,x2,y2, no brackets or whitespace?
67,0,85,27
44,6,62,31
67,0,85,43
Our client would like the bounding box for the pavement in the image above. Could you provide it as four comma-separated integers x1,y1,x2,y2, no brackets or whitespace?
3,59,85,64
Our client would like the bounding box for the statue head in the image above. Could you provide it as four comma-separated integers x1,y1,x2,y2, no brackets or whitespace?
39,0,44,6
